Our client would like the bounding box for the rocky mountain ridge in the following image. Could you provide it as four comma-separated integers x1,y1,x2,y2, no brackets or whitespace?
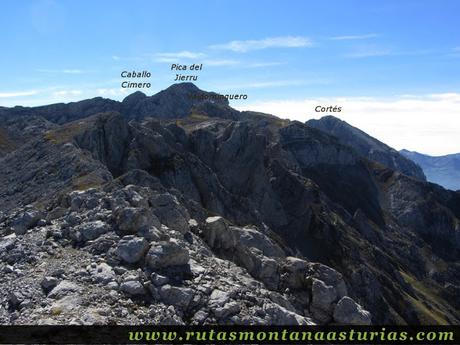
1,83,459,325
306,116,426,181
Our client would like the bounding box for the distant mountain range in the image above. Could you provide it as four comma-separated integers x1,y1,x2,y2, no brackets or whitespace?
400,150,460,191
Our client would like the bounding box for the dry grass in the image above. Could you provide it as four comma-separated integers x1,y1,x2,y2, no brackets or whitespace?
43,121,90,144
71,172,106,191
399,270,451,324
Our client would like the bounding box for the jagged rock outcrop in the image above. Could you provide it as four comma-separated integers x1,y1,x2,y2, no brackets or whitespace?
1,183,366,325
0,115,56,156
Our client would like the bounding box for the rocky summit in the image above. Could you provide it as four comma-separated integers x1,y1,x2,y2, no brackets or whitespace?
0,83,459,326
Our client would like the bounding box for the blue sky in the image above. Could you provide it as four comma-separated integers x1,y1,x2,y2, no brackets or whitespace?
1,0,460,154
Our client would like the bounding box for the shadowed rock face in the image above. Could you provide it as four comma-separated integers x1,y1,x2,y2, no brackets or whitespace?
306,116,426,181
0,83,459,325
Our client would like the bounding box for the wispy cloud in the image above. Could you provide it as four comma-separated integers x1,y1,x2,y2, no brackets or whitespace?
154,51,206,62
248,61,286,68
53,90,83,97
111,55,144,62
344,48,434,59
344,49,392,58
330,34,379,41
37,68,89,74
96,88,129,97
448,47,460,57
154,53,239,66
202,59,239,66
0,90,38,98
210,36,312,53
236,80,306,88
213,79,328,90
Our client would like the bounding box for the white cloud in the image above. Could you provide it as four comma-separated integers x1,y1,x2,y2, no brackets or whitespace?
214,78,331,91
248,62,286,68
449,47,460,57
344,49,433,59
37,68,89,74
52,90,83,97
235,93,460,156
0,90,38,98
62,69,86,74
202,59,240,66
110,55,144,62
155,51,206,62
210,36,312,53
212,80,324,91
96,88,129,97
330,34,379,40
344,49,392,58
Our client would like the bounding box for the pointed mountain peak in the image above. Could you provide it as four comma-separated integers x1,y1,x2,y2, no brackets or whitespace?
122,91,147,102
307,115,426,180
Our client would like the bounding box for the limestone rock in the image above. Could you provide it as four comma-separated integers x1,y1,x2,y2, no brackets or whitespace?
308,262,347,298
203,216,236,250
282,257,310,289
333,296,372,325
40,276,59,293
120,280,146,296
263,303,314,325
145,239,189,269
89,263,116,285
213,301,241,319
74,220,110,242
311,278,337,310
48,281,81,299
159,285,194,309
115,235,149,263
11,210,42,235
149,193,190,234
114,207,158,234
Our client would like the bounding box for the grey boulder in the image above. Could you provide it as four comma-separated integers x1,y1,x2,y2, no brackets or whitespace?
40,276,59,293
115,235,150,263
333,296,372,325
311,278,337,310
146,239,189,269
11,210,42,235
203,216,236,250
120,280,146,296
74,220,110,241
149,193,190,234
114,207,159,234
48,281,81,299
308,262,347,298
159,284,194,309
